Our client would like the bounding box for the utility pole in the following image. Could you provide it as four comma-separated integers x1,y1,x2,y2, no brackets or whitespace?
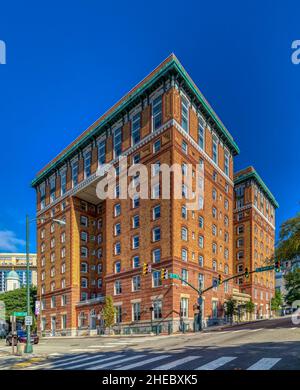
24,215,33,354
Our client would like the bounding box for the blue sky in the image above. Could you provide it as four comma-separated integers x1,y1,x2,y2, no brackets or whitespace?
0,0,299,252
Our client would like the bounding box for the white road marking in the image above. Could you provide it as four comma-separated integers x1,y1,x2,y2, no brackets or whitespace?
196,356,237,370
68,354,123,370
247,358,281,370
116,355,170,370
29,354,89,370
87,354,146,370
153,355,201,370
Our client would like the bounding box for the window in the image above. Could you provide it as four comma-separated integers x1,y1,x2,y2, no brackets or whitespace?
224,248,229,260
133,153,140,164
212,243,217,254
198,273,204,290
50,237,55,248
212,188,217,201
40,184,46,210
50,176,56,202
213,171,217,182
115,305,122,323
81,246,88,258
41,256,46,267
212,301,218,318
152,161,161,176
81,262,88,273
153,205,161,220
84,151,92,178
61,232,66,243
181,248,188,262
132,195,140,208
181,205,187,219
198,235,204,248
114,127,122,158
132,302,141,321
237,264,243,273
212,224,217,236
114,203,121,217
81,231,88,242
50,266,55,278
61,263,66,274
152,227,161,242
61,295,67,307
51,296,56,309
224,199,229,210
114,242,121,255
152,271,162,287
198,116,205,149
199,255,204,267
132,235,139,249
237,238,244,248
132,113,141,145
152,96,162,131
182,140,188,154
212,260,217,271
97,263,103,274
114,280,122,295
181,269,188,285
212,135,218,164
132,215,139,228
152,248,161,263
50,281,55,292
181,96,189,132
81,277,88,288
153,300,162,319
80,215,88,227
60,170,67,195
181,227,188,241
152,183,160,199
133,255,140,268
224,150,230,176
237,251,244,260
115,261,121,273
114,223,121,236
198,216,204,228
153,139,161,153
237,225,244,234
98,140,106,165
212,207,217,219
224,215,229,227
180,297,189,318
132,275,141,292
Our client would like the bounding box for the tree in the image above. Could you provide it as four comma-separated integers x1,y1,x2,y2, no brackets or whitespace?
102,295,116,331
224,297,238,323
271,289,283,311
0,286,37,321
284,269,300,305
245,299,255,315
276,212,300,262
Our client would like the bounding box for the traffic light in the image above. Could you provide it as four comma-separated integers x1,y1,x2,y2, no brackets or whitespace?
245,268,249,278
275,260,281,272
142,263,152,275
218,274,222,285
161,268,169,280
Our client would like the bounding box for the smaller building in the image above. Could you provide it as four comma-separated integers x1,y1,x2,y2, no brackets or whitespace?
275,255,300,297
0,253,37,293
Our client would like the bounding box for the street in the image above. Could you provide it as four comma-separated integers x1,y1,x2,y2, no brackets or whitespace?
0,316,299,370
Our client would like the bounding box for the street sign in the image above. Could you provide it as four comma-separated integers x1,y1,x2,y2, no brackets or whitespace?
13,312,27,317
255,265,274,272
168,273,180,279
25,316,32,326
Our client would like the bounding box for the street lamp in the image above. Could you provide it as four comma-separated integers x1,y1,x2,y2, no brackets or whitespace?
24,214,66,354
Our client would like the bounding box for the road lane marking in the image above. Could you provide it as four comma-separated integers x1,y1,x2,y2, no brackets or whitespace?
196,356,237,370
51,355,104,370
87,354,147,370
153,355,201,370
116,355,170,370
247,358,281,370
28,354,88,369
69,354,123,370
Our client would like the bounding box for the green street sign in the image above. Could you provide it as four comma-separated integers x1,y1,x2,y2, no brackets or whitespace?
255,266,274,273
169,273,180,279
12,312,27,317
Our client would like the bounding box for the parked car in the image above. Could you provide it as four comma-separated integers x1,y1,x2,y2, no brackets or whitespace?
5,330,39,346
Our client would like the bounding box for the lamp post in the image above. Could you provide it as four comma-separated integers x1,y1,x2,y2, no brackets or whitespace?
24,215,66,354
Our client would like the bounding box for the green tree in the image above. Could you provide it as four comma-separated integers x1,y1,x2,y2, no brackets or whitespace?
102,295,116,330
276,212,300,262
224,297,238,323
245,299,255,315
0,286,37,321
271,289,283,311
284,269,300,305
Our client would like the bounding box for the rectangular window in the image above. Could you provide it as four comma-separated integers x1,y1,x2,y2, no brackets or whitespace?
198,116,205,149
152,270,162,287
180,297,188,318
115,306,122,323
50,177,56,202
182,140,188,154
152,96,162,131
212,136,218,164
60,170,67,195
132,275,141,292
114,280,122,295
153,139,161,153
224,150,230,176
181,269,188,285
132,302,141,321
72,161,78,187
132,215,139,228
132,113,141,145
114,128,122,158
153,300,162,319
133,255,140,268
132,235,139,249
152,248,161,263
152,227,161,242
98,141,106,165
84,151,92,178
181,96,189,132
153,205,161,220
198,273,204,290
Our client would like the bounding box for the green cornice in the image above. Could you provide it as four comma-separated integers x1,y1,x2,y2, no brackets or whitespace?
32,54,240,187
234,169,279,209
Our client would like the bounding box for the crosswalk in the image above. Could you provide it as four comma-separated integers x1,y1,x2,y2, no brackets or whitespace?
26,352,283,371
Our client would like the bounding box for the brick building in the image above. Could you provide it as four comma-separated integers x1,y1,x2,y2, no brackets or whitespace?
31,54,276,336
233,167,279,319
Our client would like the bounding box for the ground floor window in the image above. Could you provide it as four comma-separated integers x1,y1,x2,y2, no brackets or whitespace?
132,302,141,321
180,298,189,318
212,300,218,318
153,300,162,320
115,305,122,324
61,314,67,329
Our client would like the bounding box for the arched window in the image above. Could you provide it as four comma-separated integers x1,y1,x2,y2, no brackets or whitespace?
224,264,229,275
81,277,88,288
212,260,217,272
181,227,188,241
81,262,88,273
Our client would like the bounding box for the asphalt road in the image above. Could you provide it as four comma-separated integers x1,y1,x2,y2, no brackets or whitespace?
0,316,299,370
